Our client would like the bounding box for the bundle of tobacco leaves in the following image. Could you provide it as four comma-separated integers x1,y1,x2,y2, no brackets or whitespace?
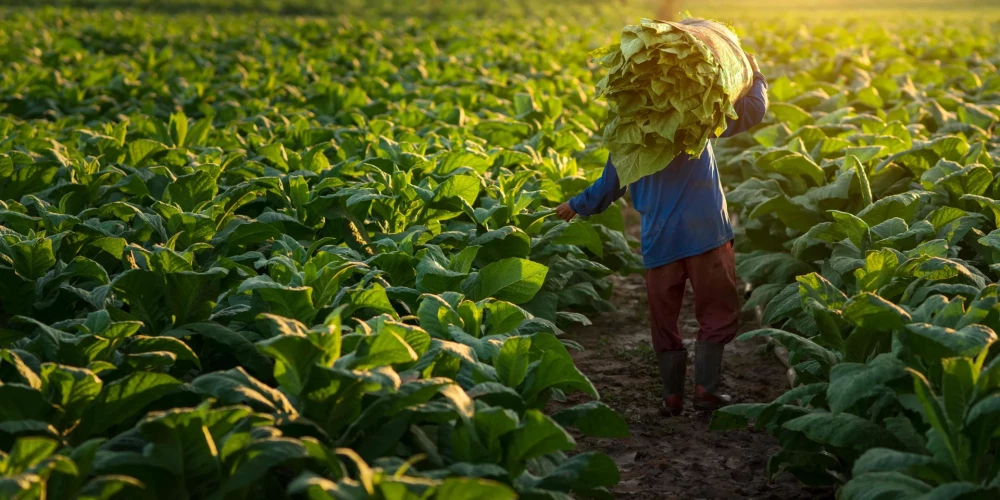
592,18,753,184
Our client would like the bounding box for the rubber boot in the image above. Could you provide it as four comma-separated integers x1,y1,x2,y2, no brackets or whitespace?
656,350,687,417
693,341,732,411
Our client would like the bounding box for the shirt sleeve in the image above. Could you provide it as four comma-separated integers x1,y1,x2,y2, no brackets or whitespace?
568,155,628,216
718,71,769,138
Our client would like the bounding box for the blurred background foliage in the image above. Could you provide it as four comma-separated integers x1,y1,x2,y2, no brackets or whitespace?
2,0,998,18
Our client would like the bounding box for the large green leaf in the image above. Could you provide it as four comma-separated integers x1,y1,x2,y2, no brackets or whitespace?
165,268,226,326
462,258,548,304
111,269,167,332
736,252,814,287
494,336,531,388
857,191,924,226
73,372,182,441
41,364,103,426
0,385,56,422
192,367,296,415
843,292,912,330
529,452,620,492
256,332,321,396
551,401,628,438
164,323,273,377
469,226,531,262
827,354,907,413
839,472,932,500
748,194,824,232
738,329,839,372
337,328,418,370
852,448,941,476
10,238,56,280
782,412,900,450
258,285,316,324
4,436,58,471
416,254,468,294
901,323,997,359
433,477,516,500
220,438,312,494
127,139,167,166
519,333,598,405
503,409,575,476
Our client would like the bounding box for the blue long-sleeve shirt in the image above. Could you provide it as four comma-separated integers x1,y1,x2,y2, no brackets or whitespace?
570,72,769,269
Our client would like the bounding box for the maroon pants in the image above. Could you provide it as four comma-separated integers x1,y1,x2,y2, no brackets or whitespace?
646,242,740,352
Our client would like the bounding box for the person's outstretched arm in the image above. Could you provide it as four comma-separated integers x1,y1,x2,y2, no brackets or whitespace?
555,155,628,222
718,53,769,138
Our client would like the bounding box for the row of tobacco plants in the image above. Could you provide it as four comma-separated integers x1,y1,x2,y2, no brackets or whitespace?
0,5,646,499
713,14,1000,499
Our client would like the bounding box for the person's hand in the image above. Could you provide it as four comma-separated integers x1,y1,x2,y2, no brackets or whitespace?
555,202,577,222
745,52,760,73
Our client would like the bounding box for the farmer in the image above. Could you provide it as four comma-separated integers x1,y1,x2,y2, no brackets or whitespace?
556,53,768,416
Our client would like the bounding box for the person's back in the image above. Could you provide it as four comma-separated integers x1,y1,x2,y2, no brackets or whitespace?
630,140,732,269
556,53,768,416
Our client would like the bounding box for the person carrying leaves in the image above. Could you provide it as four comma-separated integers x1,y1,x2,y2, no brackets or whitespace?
556,53,768,416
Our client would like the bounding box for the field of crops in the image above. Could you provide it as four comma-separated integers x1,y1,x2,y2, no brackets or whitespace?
712,10,1000,497
2,0,1000,498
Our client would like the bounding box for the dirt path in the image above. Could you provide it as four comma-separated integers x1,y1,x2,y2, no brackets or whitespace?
555,212,835,499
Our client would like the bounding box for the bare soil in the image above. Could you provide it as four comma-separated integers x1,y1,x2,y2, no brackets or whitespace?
553,211,836,499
